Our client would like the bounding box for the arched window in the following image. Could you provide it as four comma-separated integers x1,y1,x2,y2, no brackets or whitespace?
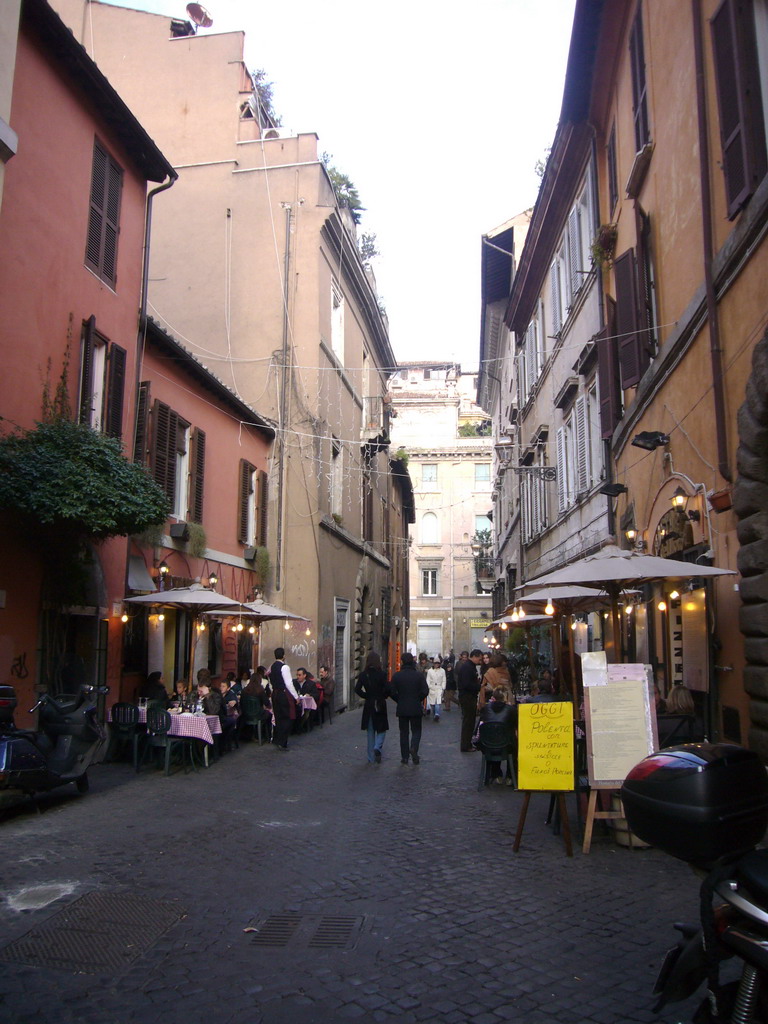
421,512,439,544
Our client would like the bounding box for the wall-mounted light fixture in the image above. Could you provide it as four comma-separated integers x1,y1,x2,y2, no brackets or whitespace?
158,561,169,576
631,431,670,451
208,571,219,588
671,486,687,509
625,527,637,542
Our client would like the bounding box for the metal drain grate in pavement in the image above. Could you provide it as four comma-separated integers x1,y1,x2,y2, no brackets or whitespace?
250,914,365,950
308,916,361,948
0,892,186,974
251,914,303,947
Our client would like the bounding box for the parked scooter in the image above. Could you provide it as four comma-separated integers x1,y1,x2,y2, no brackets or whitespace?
622,743,768,1023
0,683,109,804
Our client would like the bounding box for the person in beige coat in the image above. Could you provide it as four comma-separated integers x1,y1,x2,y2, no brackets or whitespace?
426,659,446,722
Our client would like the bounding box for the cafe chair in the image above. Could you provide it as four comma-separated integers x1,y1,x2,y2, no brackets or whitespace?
240,695,266,745
107,702,140,769
476,721,516,792
139,708,198,776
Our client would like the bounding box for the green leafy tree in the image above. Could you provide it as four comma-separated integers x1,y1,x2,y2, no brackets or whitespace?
321,152,365,224
252,69,281,126
4,353,171,690
0,419,170,540
359,232,380,265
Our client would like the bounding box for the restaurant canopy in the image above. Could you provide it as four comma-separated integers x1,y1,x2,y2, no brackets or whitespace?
523,545,735,659
124,584,246,683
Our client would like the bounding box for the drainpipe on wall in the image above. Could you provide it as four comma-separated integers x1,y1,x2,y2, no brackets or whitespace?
692,0,732,483
135,172,178,407
275,203,293,592
124,170,177,665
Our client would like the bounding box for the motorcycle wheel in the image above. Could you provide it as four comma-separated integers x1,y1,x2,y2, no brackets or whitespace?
75,773,89,794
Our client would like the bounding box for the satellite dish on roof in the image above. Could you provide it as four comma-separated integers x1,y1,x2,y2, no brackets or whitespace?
186,3,213,28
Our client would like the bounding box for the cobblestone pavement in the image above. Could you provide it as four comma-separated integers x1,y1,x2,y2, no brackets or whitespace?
0,704,711,1024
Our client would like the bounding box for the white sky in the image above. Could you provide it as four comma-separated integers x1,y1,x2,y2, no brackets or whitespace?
107,0,577,370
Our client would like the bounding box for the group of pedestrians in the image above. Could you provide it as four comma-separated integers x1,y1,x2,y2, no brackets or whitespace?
354,647,520,767
355,652,428,765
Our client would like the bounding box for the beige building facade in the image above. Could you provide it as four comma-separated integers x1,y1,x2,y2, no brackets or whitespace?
390,364,493,657
55,1,406,702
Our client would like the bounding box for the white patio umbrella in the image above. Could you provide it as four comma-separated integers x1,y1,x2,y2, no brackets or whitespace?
204,600,310,668
125,584,245,683
240,600,309,622
523,545,735,660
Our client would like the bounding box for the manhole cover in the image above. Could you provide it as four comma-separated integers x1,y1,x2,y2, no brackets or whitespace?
251,914,365,950
0,892,186,973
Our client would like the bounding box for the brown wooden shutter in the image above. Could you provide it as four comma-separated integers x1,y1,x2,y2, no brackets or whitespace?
189,428,206,523
237,460,253,543
79,316,96,425
256,469,268,546
103,158,122,285
596,323,622,439
134,381,150,464
614,248,647,388
104,344,126,439
85,145,106,275
151,399,178,503
85,140,122,286
711,0,768,218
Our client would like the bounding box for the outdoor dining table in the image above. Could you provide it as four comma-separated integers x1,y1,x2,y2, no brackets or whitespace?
108,706,222,767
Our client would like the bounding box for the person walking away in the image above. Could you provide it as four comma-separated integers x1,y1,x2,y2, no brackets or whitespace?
390,652,428,765
443,656,457,711
354,652,390,763
426,658,446,721
269,648,299,750
457,650,483,751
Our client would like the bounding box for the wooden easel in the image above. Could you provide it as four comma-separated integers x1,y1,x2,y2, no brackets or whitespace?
513,791,573,857
581,786,625,853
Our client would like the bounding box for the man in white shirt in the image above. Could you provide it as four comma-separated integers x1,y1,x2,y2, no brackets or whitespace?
268,647,298,750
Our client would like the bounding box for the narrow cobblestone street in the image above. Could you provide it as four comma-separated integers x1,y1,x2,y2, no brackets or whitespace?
0,706,707,1024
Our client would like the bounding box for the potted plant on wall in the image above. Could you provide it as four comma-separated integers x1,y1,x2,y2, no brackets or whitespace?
590,223,618,268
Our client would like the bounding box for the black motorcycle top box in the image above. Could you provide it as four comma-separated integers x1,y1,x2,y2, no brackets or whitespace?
621,743,768,866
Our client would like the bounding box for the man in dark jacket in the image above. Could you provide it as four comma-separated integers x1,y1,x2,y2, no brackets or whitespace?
389,652,429,765
457,649,483,751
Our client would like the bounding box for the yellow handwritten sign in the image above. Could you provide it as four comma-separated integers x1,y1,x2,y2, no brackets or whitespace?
517,702,574,791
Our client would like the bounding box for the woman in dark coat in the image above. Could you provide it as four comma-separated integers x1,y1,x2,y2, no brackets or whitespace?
355,651,390,764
